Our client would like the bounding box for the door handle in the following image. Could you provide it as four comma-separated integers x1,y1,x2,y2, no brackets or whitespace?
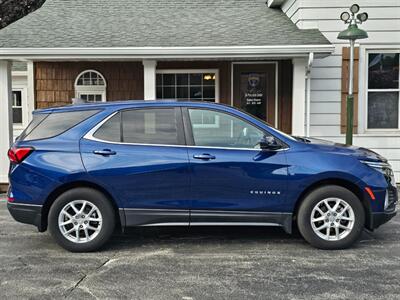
93,149,117,156
193,153,216,160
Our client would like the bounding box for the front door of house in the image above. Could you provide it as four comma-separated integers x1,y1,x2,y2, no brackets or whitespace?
233,63,276,125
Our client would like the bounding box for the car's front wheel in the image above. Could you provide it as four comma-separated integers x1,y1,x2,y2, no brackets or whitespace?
297,185,365,249
48,187,115,252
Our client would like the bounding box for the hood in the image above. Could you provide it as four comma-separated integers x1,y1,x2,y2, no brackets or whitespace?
295,137,387,162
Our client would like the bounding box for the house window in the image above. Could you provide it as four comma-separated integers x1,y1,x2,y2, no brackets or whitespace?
156,70,218,103
12,90,23,124
367,52,400,129
75,70,107,102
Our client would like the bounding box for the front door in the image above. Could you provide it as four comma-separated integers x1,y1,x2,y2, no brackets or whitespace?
233,63,276,125
184,107,288,224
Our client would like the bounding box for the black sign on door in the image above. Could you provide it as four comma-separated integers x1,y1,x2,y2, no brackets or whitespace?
233,64,276,125
240,72,267,120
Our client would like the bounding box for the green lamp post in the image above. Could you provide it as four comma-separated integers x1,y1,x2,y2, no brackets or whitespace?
338,4,368,145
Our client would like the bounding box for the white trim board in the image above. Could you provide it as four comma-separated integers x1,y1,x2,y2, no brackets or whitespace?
0,45,334,60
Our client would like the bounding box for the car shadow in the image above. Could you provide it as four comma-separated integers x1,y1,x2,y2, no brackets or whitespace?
105,226,303,251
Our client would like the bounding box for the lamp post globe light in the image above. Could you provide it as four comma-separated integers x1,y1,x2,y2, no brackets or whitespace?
338,4,368,145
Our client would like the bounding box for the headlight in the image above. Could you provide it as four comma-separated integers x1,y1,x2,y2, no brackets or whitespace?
360,160,396,186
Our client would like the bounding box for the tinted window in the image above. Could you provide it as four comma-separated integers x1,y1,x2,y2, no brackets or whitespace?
122,108,181,145
93,112,121,142
22,110,100,141
188,109,265,149
18,113,49,140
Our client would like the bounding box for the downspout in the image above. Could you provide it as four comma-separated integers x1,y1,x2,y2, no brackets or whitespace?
305,52,314,137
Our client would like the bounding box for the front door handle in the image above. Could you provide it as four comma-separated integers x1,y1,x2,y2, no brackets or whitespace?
93,149,117,156
193,153,216,160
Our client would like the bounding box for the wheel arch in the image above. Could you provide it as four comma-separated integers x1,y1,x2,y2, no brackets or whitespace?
40,180,123,232
292,178,371,228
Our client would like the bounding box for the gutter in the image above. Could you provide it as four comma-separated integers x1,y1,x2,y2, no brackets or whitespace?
0,45,334,60
305,52,314,137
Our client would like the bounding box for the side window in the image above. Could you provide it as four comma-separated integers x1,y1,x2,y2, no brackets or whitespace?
20,110,100,141
122,108,182,145
367,52,399,129
93,112,121,142
12,91,23,124
188,109,265,149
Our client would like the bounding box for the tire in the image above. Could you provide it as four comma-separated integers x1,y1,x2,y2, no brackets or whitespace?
48,187,115,252
297,185,365,250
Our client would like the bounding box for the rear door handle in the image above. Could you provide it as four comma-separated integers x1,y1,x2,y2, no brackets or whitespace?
193,153,216,160
93,149,117,156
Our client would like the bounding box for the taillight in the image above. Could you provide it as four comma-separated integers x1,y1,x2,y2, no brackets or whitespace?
7,147,34,164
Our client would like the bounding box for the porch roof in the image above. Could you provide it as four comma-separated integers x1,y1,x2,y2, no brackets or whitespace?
0,0,330,52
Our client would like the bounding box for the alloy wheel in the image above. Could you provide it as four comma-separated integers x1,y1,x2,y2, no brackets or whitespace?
58,200,103,243
310,197,355,241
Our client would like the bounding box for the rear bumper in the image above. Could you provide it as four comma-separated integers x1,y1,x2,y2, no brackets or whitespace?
7,202,45,232
370,210,397,229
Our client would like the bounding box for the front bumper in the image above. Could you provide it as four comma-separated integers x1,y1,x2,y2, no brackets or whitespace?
368,185,397,229
7,202,44,232
371,210,397,229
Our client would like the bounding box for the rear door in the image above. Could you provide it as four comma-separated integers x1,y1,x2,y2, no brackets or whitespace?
80,107,191,226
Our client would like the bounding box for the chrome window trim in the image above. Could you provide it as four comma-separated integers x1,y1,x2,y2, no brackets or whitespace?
141,222,189,226
84,110,289,152
8,202,43,207
189,222,281,227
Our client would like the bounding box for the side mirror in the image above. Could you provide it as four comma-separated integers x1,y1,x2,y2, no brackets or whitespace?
259,136,281,151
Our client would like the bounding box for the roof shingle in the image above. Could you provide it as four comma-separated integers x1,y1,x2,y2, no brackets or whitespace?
0,0,330,48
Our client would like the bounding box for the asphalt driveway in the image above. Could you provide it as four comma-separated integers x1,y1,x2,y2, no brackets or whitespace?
0,195,399,300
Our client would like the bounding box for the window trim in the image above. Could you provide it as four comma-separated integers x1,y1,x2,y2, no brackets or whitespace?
156,69,220,103
85,107,288,151
90,107,186,146
83,106,290,152
12,90,23,125
74,69,107,102
364,49,400,132
11,86,28,129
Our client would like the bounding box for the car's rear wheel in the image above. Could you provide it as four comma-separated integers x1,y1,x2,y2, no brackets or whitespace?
48,187,115,252
297,185,365,249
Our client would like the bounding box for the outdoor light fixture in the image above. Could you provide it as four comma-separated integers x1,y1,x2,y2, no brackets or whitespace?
340,12,350,22
350,3,360,14
357,12,368,23
337,4,368,145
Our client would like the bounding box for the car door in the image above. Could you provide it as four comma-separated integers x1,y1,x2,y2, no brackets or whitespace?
80,107,190,226
183,107,289,224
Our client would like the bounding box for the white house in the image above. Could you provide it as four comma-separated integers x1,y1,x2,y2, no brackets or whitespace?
0,0,399,190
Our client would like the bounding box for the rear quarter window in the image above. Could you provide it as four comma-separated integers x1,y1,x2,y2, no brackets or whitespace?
20,110,100,141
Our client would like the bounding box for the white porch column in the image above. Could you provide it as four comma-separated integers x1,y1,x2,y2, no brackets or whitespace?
292,58,307,136
27,61,35,122
0,61,13,183
142,60,157,100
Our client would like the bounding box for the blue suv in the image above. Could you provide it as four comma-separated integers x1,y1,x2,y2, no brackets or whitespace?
7,101,397,252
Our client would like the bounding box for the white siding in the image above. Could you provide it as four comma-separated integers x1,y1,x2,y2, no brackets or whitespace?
282,0,400,181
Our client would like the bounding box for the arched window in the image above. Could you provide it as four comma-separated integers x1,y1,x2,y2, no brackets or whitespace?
75,70,107,102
